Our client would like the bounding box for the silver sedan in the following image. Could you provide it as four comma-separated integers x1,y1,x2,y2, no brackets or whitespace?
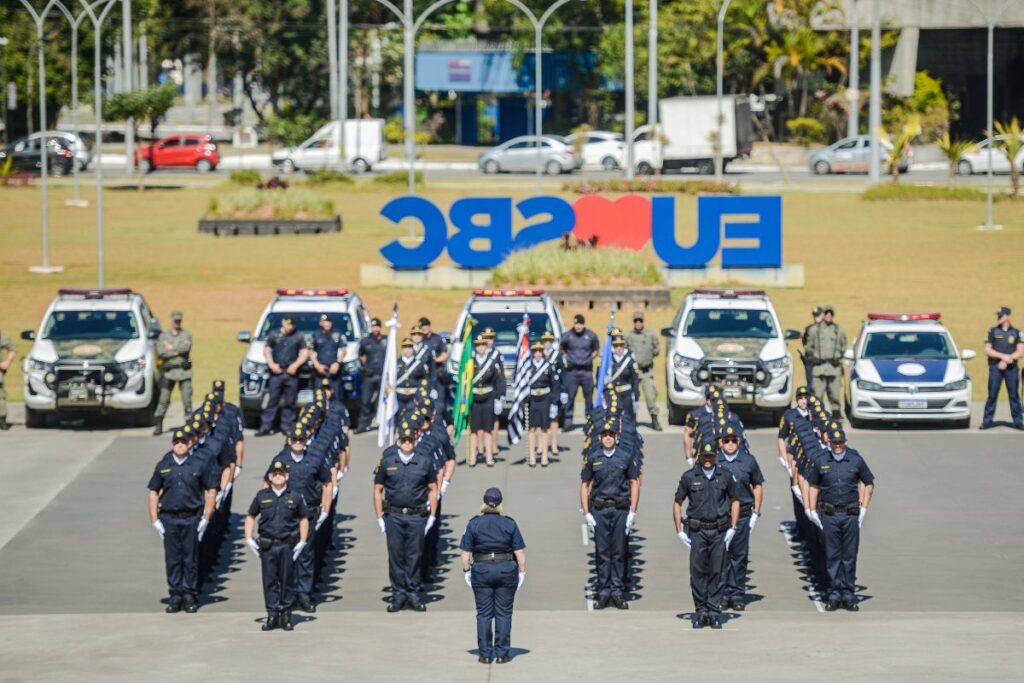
478,135,581,175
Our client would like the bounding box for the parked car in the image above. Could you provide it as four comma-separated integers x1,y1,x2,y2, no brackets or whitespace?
134,134,219,172
478,135,581,175
27,131,92,170
810,134,911,175
271,119,386,174
956,135,1024,175
565,130,623,170
0,135,75,175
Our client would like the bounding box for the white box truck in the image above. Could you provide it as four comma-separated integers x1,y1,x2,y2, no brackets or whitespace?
626,95,754,175
271,118,386,174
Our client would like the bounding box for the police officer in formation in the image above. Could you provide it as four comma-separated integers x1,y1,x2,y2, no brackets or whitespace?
245,461,310,631
603,334,640,419
981,305,1024,430
561,314,600,430
805,305,847,419
481,328,505,449
257,315,308,437
356,317,387,433
415,317,449,398
523,341,556,467
714,423,764,610
460,487,526,665
800,307,824,384
309,313,345,396
373,421,439,612
469,333,504,467
153,310,193,436
0,328,15,431
541,331,566,456
581,414,641,610
395,336,429,413
624,311,663,431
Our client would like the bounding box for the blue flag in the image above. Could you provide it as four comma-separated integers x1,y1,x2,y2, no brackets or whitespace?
593,326,614,409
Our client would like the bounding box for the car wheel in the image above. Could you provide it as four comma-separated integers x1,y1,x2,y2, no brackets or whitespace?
195,158,213,173
79,161,90,171
601,156,619,171
482,159,500,174
545,160,563,175
280,159,296,174
138,159,152,173
351,157,369,173
956,159,973,176
696,160,715,176
667,402,687,426
25,407,47,429
813,160,831,175
636,161,655,176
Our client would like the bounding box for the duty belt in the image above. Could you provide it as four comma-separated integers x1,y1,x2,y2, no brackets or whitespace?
258,534,299,549
612,383,632,392
472,385,494,395
473,552,514,562
819,502,860,516
638,363,653,373
384,503,429,516
591,496,631,511
396,387,417,396
685,517,730,531
738,503,754,517
160,509,202,518
530,388,551,396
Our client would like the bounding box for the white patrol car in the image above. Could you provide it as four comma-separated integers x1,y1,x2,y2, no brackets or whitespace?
844,313,975,428
236,288,373,426
448,289,566,409
21,288,160,428
663,289,800,425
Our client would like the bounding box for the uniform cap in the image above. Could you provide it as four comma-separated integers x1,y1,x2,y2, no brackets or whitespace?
319,313,330,321
418,317,431,327
170,310,183,321
269,461,288,475
795,385,811,397
599,417,620,434
483,487,503,506
541,331,556,341
211,379,225,393
171,428,188,442
700,443,716,457
474,335,488,345
997,306,1011,318
370,317,382,326
812,306,823,316
704,386,719,399
291,425,306,440
401,337,414,348
831,426,847,442
398,421,416,441
611,336,626,346
205,392,217,402
482,327,496,339
633,311,645,321
573,314,585,324
610,327,623,337
530,341,544,351
823,305,835,314
320,377,332,388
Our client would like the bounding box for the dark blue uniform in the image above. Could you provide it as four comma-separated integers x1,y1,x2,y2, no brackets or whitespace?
395,354,429,412
561,328,600,428
582,447,640,600
148,452,218,604
261,329,307,434
311,329,345,395
717,450,764,604
675,465,742,619
267,450,332,603
460,512,525,661
805,447,874,605
248,487,309,612
603,350,640,417
420,332,449,395
357,333,388,430
374,445,435,606
983,324,1023,426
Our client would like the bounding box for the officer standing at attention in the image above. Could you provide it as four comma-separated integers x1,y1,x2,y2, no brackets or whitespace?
148,427,218,614
673,443,741,629
560,314,600,431
604,335,640,419
310,314,345,396
257,316,309,437
624,311,662,431
541,331,565,456
801,307,824,385
245,461,310,631
806,305,847,419
715,425,764,611
153,310,193,436
0,328,15,430
373,423,439,612
805,426,874,611
417,317,449,397
356,317,386,433
981,306,1024,430
395,337,429,414
460,487,527,665
581,417,640,610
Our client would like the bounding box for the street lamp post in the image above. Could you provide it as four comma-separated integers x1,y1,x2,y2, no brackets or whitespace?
847,0,859,138
339,0,348,171
624,0,635,180
867,0,881,183
327,0,338,122
966,0,1015,231
647,0,657,132
714,0,733,182
0,37,8,147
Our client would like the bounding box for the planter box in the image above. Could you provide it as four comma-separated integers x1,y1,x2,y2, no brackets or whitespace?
198,215,341,236
546,286,672,311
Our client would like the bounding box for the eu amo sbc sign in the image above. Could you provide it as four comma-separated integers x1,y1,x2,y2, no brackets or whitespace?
379,194,782,269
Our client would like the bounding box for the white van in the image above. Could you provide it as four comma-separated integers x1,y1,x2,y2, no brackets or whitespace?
271,119,386,174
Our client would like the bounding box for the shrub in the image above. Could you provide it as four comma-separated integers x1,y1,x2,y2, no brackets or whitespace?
228,169,261,186
785,117,827,145
305,168,354,186
207,188,335,219
267,108,326,147
492,244,663,288
862,184,997,202
372,170,423,187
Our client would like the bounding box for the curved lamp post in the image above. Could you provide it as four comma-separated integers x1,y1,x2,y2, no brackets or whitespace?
714,0,733,182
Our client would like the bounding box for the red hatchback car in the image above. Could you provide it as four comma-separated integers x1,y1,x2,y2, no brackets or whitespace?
135,134,220,172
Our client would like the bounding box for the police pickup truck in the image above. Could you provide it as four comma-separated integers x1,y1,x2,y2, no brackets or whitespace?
662,289,800,425
21,288,161,428
236,288,372,427
843,312,974,428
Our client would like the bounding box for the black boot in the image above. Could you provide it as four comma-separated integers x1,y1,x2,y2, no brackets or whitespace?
280,610,294,630
262,612,278,631
165,596,182,613
651,415,663,432
0,418,12,431
152,419,163,436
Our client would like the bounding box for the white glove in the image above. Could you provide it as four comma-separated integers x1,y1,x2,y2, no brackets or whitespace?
686,457,695,467
464,570,472,588
517,572,526,591
223,481,233,496
339,466,347,479
748,512,759,531
494,398,503,413
233,465,242,480
246,537,260,557
585,513,597,532
625,511,636,534
560,392,569,405
632,400,640,415
858,507,867,529
215,490,226,509
791,484,804,504
724,527,736,550
315,510,329,531
424,515,436,535
377,517,386,535
440,479,450,498
430,389,438,400
805,509,823,530
291,540,307,562
152,520,165,540
549,404,559,420
677,531,691,549
197,517,209,541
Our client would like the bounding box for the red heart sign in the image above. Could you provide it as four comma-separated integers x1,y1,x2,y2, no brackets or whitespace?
571,195,652,250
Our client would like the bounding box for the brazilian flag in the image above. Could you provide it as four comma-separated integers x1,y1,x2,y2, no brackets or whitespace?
451,318,476,447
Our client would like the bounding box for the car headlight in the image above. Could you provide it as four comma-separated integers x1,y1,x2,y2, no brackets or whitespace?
857,379,883,391
941,379,968,392
242,359,268,375
447,358,459,375
27,358,54,374
763,356,790,373
118,357,147,374
673,353,700,371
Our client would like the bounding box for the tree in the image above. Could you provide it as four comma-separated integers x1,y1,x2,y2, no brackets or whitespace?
935,133,975,189
103,83,177,188
993,117,1023,199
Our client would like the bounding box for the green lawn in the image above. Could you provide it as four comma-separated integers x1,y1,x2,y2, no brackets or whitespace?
3,180,1023,402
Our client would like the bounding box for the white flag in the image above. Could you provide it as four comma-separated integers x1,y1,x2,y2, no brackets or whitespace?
506,314,531,444
376,312,400,448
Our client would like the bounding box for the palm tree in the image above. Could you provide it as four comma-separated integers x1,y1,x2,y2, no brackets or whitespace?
936,133,976,189
993,117,1024,199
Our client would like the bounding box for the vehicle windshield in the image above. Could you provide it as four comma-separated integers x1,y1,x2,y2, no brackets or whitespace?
42,310,139,340
862,331,956,359
682,309,777,339
458,312,553,346
257,311,354,341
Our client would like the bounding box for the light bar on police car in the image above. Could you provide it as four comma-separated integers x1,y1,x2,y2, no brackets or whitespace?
472,289,545,297
58,288,133,298
276,288,349,296
691,289,766,298
866,313,941,322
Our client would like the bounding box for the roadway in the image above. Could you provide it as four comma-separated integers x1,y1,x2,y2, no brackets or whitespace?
0,404,1021,681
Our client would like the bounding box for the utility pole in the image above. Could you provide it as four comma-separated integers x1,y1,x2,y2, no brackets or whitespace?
847,0,860,138
123,0,134,177
624,0,635,180
647,0,657,131
867,0,881,183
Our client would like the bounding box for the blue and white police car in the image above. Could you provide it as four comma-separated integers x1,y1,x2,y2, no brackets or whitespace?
844,313,975,428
